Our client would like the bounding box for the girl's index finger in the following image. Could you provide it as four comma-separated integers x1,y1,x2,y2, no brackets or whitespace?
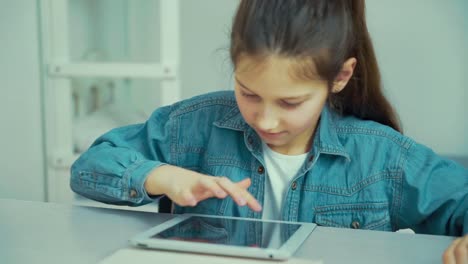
244,192,262,212
236,178,252,189
235,178,261,211
216,177,262,212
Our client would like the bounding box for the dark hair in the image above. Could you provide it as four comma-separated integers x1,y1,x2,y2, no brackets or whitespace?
230,0,402,132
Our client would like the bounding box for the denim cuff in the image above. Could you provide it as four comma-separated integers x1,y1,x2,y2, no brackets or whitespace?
123,159,167,204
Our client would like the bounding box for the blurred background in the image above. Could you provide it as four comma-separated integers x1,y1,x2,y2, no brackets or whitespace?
0,0,466,205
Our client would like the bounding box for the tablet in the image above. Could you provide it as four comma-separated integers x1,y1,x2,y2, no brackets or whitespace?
129,214,316,260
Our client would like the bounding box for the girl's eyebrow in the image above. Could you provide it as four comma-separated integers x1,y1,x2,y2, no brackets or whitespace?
235,77,311,100
235,77,251,91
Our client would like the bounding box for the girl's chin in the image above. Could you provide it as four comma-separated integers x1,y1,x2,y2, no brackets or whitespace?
257,129,285,138
260,135,289,146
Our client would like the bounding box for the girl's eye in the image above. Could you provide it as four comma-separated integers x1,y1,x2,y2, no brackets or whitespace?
241,91,258,99
281,101,302,109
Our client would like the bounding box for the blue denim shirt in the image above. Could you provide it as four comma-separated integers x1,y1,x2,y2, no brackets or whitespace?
70,91,468,236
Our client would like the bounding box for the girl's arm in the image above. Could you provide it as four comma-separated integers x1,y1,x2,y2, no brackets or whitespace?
70,105,174,206
397,141,468,236
70,104,262,211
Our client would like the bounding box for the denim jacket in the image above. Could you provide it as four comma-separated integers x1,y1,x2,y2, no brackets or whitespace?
70,91,468,236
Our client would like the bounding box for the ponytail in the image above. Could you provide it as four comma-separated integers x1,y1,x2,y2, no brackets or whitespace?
328,0,402,132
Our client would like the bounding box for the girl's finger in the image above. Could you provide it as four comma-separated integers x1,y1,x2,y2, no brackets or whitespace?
216,177,262,212
234,178,261,211
443,237,461,264
197,177,228,199
236,178,252,189
195,190,215,201
175,189,197,207
240,188,262,212
453,235,468,264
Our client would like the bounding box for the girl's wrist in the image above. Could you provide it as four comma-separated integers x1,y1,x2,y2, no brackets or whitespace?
144,165,171,195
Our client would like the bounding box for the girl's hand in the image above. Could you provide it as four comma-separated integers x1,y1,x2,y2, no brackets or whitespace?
144,165,262,212
443,234,468,264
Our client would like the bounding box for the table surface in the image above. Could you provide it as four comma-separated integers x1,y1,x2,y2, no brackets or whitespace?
1,199,455,264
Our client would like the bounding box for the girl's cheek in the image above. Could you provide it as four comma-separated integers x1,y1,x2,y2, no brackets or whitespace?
237,99,256,122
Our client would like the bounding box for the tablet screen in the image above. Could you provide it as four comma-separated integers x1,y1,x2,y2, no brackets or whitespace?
151,216,301,249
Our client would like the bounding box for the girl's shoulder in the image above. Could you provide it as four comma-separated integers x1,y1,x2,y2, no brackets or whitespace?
147,90,238,121
332,113,414,150
168,90,238,117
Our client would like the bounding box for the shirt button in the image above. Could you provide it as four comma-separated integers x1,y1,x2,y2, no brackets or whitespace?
291,181,297,190
257,166,264,174
130,189,138,198
308,155,314,162
351,221,360,229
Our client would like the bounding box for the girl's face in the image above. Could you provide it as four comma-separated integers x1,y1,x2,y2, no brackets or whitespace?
234,55,329,155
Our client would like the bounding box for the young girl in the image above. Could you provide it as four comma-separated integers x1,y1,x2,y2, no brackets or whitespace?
71,0,467,262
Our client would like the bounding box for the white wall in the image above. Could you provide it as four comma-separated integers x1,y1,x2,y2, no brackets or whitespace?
367,0,468,157
180,0,238,98
0,0,46,201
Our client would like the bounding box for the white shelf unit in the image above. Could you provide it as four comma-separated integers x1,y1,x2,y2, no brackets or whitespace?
40,0,180,211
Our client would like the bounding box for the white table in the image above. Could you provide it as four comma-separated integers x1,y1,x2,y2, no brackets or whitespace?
1,199,455,264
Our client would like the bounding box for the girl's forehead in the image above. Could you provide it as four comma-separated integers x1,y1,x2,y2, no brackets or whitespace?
236,54,297,70
235,54,324,85
235,55,327,96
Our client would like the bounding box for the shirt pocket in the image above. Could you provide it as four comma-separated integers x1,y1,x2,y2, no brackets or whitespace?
202,155,251,180
314,202,392,231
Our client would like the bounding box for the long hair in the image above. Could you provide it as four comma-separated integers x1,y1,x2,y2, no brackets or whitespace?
230,0,402,132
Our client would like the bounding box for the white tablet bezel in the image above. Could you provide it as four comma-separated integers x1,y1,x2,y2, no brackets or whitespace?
129,214,316,260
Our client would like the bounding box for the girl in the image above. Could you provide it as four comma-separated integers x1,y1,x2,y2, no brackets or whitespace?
71,1,467,263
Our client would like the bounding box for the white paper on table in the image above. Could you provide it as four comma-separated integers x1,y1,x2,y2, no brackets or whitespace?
99,248,323,264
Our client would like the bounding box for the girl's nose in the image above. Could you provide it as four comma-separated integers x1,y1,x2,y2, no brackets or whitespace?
256,108,279,131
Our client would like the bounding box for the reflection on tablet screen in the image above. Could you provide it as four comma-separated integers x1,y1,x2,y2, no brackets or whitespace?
152,216,301,249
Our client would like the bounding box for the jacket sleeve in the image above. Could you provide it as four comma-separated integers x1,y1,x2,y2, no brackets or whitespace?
70,104,174,206
397,141,468,236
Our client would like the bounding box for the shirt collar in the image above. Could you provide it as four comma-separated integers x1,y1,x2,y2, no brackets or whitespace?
213,107,249,131
213,104,350,161
314,104,351,161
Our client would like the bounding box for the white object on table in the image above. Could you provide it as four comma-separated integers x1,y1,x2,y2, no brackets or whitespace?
98,248,323,264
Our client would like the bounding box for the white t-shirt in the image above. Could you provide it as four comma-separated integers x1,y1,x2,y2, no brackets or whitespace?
261,142,308,247
261,142,308,221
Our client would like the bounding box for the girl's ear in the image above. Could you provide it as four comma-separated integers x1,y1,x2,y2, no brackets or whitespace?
332,57,357,93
